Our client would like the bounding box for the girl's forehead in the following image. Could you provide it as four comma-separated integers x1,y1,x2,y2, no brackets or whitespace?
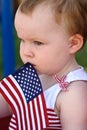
15,7,54,26
15,7,61,36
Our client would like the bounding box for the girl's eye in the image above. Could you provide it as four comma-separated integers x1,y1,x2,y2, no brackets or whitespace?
34,41,44,45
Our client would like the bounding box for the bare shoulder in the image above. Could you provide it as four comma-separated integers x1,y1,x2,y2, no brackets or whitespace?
55,81,87,130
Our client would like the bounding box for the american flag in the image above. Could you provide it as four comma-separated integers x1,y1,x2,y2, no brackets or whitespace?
0,63,62,130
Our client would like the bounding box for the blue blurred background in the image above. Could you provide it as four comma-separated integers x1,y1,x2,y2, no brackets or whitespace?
0,0,22,79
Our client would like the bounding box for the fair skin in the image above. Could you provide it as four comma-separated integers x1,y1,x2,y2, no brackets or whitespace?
15,7,80,77
0,4,87,129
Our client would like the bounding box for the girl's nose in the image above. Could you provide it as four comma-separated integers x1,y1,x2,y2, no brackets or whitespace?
23,44,34,58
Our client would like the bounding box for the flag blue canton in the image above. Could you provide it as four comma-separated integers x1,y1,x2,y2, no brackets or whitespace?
12,63,42,102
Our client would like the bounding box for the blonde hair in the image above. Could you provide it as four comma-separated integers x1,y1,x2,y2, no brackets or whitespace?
19,0,87,44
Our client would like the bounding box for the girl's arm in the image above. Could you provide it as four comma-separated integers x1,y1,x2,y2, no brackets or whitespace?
56,81,87,130
0,94,12,118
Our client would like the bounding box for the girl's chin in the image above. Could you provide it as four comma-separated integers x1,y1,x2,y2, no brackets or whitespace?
35,68,44,75
35,70,42,75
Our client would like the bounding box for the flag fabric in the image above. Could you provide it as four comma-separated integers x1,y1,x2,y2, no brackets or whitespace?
0,63,62,130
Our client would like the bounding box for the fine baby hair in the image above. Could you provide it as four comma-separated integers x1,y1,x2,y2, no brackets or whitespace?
19,0,87,44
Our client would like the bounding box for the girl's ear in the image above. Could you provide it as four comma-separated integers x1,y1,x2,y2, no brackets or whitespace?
69,34,84,54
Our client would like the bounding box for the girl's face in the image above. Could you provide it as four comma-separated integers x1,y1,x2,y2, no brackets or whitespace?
15,4,72,76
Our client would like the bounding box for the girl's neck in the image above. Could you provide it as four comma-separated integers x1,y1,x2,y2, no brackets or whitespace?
39,74,56,90
55,59,80,79
40,60,80,91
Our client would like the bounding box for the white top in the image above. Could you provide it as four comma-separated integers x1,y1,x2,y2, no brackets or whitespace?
44,67,87,109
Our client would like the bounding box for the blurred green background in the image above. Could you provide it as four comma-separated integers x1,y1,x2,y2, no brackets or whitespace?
0,0,87,80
